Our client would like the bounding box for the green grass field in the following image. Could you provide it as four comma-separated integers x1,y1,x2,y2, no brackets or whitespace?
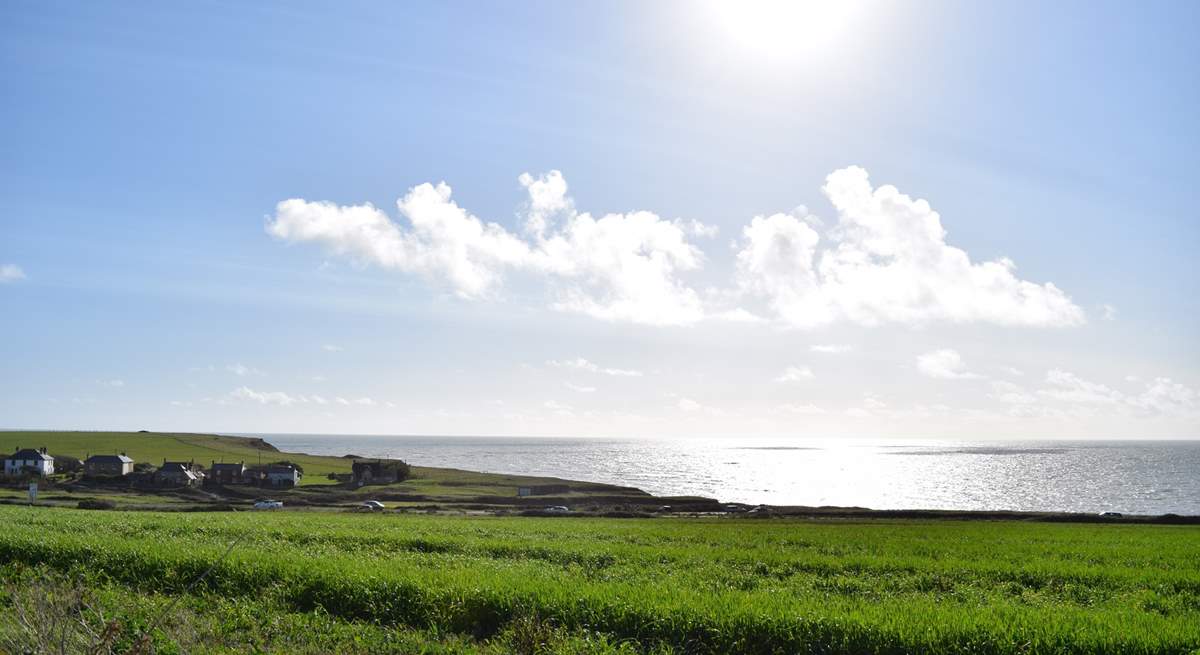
1,506,1197,654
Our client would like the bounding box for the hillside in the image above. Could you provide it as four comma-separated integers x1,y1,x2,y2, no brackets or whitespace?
0,431,684,510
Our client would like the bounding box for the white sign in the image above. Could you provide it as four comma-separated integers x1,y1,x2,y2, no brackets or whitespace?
27,482,37,502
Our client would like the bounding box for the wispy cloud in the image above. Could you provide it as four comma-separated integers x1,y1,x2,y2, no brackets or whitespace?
0,264,25,283
227,363,265,377
774,366,814,382
810,344,852,354
564,382,597,393
547,358,642,377
322,344,344,352
774,403,826,415
916,349,982,380
232,386,299,406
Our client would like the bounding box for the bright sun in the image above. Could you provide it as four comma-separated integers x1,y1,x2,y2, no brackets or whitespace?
707,0,864,62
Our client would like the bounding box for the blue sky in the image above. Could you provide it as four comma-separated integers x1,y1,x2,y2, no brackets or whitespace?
1,0,1197,437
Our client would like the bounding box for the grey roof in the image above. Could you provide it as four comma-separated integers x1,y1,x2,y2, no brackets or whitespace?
211,462,245,471
8,449,53,461
158,463,198,480
86,454,134,464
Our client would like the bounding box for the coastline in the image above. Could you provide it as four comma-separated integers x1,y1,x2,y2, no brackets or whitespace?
1,429,1198,522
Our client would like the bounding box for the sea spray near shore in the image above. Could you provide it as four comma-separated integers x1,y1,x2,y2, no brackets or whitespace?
254,436,1200,515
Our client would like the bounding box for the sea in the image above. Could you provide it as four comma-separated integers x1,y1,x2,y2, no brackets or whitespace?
254,435,1200,515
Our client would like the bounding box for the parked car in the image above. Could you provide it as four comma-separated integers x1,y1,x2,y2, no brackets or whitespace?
253,499,283,510
360,500,385,511
544,505,570,514
1099,511,1123,518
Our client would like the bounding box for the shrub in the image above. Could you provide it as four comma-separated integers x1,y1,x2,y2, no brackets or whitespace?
52,454,82,474
77,499,116,510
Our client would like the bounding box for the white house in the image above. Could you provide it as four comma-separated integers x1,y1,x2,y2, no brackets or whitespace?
266,463,301,487
4,447,55,477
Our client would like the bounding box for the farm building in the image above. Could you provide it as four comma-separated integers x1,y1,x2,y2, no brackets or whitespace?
266,463,301,487
84,453,134,477
209,461,250,485
4,447,54,477
352,459,408,485
156,460,204,487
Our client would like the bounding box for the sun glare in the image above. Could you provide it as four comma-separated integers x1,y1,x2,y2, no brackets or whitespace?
707,0,864,62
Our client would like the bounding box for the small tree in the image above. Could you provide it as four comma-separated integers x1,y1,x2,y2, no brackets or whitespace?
391,460,411,482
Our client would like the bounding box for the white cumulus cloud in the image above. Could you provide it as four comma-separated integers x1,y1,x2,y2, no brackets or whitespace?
269,171,709,326
734,167,1085,328
916,349,982,380
268,167,1083,330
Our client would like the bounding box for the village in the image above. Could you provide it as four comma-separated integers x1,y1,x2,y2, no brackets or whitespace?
2,444,410,492
0,433,723,516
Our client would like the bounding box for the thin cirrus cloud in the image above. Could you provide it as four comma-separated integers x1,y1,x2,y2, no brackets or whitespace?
267,167,1084,329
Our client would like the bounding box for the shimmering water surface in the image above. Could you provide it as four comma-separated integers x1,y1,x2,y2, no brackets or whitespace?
257,435,1200,515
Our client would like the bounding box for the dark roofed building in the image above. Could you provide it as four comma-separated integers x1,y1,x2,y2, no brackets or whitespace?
4,447,54,477
352,459,410,486
84,453,135,477
209,461,248,485
156,460,204,487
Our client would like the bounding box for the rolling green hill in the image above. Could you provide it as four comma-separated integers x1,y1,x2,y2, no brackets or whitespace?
0,430,352,484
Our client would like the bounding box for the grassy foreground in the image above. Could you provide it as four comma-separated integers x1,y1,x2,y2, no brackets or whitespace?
1,507,1197,654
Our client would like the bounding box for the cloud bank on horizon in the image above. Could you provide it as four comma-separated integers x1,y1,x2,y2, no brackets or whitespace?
266,167,1085,330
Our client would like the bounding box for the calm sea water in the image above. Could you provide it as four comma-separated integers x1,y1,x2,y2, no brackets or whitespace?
253,435,1200,515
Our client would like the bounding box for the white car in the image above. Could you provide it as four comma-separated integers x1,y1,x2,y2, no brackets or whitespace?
253,500,283,510
360,500,386,511
544,505,570,514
